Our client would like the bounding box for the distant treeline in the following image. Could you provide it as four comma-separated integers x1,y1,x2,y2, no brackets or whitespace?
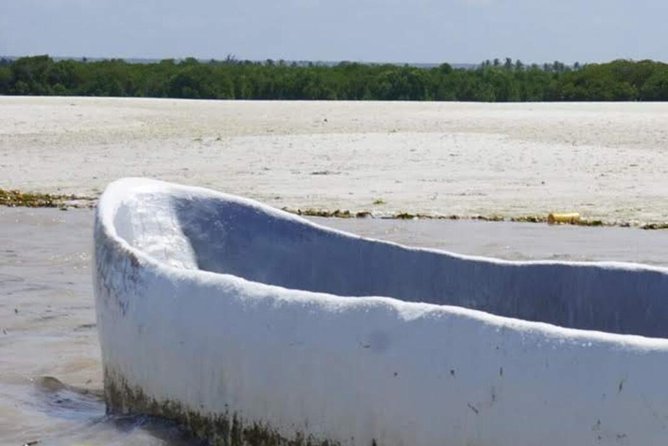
1,55,667,101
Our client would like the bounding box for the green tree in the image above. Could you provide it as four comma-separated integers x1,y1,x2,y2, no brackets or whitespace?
10,55,54,94
166,64,218,98
0,65,10,93
640,69,668,100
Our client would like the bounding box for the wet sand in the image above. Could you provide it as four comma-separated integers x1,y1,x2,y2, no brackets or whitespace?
1,207,667,445
2,98,668,225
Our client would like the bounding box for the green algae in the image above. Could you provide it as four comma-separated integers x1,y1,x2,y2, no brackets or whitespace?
641,223,668,230
0,188,95,209
287,208,355,219
280,206,650,229
105,370,341,446
0,188,67,208
393,212,416,220
2,189,665,230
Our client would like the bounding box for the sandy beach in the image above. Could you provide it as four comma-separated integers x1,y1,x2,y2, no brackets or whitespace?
2,97,668,225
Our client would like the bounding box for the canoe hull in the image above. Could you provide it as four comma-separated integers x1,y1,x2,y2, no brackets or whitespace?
94,178,668,446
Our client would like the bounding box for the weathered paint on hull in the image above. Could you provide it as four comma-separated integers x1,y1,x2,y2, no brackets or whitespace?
94,178,668,446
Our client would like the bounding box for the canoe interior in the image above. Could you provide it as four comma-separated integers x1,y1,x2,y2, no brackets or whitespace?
114,192,668,338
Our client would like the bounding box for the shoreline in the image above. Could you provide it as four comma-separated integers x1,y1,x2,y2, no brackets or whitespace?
0,188,96,209
3,98,668,229
3,188,667,230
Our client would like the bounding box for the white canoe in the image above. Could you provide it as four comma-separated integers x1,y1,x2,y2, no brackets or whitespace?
94,178,668,446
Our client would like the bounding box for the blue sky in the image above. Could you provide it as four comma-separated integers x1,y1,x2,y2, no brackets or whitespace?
1,0,666,64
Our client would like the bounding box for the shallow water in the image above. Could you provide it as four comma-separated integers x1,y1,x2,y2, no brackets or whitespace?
0,208,204,445
1,207,666,445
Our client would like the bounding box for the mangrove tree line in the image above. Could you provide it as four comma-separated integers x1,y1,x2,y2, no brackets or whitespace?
1,56,667,101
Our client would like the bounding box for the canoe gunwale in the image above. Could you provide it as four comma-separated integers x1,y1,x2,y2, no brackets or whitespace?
96,177,668,344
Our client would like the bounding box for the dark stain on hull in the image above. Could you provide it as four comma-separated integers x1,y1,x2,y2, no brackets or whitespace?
105,370,342,446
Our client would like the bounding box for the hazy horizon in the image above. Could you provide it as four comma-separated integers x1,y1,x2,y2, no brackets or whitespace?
1,54,658,69
1,0,667,65
0,54,482,69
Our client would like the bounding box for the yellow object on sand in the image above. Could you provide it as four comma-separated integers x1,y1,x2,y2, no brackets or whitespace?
548,212,581,224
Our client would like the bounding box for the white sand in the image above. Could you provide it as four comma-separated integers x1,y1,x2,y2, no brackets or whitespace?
1,97,667,224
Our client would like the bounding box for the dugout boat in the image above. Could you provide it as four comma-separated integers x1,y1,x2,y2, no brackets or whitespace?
94,177,668,446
